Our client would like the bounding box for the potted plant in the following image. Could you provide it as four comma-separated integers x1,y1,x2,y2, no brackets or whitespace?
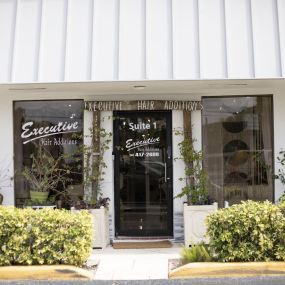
22,145,71,205
72,196,110,248
71,119,112,248
175,131,217,247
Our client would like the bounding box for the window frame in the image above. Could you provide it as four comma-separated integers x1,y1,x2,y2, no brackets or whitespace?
201,95,275,205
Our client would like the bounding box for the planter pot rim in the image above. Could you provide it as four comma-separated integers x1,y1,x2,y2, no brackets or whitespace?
184,203,218,209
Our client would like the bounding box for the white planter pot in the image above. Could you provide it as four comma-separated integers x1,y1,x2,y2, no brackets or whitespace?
71,207,110,248
89,208,110,248
184,202,218,247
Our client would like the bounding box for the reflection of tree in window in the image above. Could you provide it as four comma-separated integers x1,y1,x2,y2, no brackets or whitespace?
13,100,83,207
202,96,273,207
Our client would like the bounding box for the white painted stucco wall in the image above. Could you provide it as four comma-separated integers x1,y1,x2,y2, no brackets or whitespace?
0,89,283,243
1,92,284,208
273,92,285,200
0,0,284,242
0,96,14,205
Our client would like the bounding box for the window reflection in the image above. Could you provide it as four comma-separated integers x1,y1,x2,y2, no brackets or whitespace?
114,112,172,236
202,96,273,207
14,100,83,207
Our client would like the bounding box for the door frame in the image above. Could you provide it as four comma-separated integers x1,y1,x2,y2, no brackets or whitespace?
113,110,173,237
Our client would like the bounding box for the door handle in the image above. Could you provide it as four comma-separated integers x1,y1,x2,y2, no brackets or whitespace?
164,162,167,183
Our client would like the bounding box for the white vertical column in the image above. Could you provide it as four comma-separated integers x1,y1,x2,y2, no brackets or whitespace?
83,110,93,201
273,94,285,201
172,110,186,241
172,111,185,208
192,110,202,153
0,97,14,205
100,112,114,239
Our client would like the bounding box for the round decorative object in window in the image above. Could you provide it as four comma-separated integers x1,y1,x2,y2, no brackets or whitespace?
223,140,249,166
224,172,248,184
222,121,247,133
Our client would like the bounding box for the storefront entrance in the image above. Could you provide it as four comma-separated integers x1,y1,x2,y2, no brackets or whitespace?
114,111,173,237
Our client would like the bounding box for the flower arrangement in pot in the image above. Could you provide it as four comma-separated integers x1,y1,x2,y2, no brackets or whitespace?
174,130,217,246
175,130,213,205
68,118,112,248
69,117,112,209
22,144,71,205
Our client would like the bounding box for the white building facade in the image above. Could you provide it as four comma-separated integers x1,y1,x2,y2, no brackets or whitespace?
0,0,285,241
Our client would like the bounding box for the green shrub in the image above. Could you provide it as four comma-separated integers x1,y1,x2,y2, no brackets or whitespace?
0,206,92,266
206,200,285,262
0,207,33,265
181,244,212,263
278,201,285,216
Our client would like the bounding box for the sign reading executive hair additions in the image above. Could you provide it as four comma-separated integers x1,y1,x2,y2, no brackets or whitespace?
21,121,79,145
84,100,203,112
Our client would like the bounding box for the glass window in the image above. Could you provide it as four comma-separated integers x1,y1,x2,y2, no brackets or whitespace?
14,100,83,207
202,96,273,207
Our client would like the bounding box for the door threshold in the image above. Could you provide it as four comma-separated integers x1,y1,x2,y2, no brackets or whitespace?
113,236,174,242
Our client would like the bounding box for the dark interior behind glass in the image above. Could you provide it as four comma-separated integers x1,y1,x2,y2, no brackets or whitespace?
114,111,173,237
202,96,273,207
14,100,83,207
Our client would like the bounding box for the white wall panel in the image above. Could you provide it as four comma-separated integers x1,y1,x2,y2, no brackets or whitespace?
146,0,172,79
277,0,285,77
0,0,284,83
192,110,201,152
100,112,114,238
251,0,281,77
0,0,16,82
172,111,185,210
199,0,226,79
0,96,14,205
172,0,199,79
225,0,253,78
119,0,145,80
92,0,117,81
12,0,42,82
38,0,66,82
273,93,285,201
64,0,93,81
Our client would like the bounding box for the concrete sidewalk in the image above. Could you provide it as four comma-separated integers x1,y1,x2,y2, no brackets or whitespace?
88,244,182,280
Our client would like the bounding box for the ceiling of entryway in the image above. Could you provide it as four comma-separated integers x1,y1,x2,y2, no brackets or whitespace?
0,79,285,100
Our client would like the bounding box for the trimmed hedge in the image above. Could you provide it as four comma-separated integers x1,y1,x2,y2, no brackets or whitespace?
206,200,285,262
0,206,92,266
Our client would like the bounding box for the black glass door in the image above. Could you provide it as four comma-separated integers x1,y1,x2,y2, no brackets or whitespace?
114,111,173,237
